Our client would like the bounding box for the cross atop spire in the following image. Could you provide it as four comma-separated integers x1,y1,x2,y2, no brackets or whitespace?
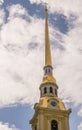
45,3,52,67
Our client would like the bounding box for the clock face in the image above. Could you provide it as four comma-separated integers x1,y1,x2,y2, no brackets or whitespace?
49,99,58,108
51,101,57,107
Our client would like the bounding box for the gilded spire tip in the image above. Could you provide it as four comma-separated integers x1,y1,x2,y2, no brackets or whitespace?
45,2,48,12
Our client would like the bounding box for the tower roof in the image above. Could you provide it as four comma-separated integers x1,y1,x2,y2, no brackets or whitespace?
45,4,52,66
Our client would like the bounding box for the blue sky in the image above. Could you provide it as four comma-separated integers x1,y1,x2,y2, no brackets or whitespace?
0,0,82,130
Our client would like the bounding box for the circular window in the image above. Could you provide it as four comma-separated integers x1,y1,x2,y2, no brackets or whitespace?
51,101,57,107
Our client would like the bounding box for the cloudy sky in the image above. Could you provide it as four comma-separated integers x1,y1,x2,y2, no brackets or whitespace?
0,0,82,130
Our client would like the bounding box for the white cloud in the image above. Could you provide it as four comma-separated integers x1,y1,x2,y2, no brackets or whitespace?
78,122,82,130
78,108,82,117
54,21,82,106
0,9,5,26
29,0,82,17
0,122,19,130
0,4,44,107
0,4,44,48
0,0,3,5
7,4,27,17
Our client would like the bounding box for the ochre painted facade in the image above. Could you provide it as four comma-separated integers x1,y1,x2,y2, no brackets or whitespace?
30,4,71,130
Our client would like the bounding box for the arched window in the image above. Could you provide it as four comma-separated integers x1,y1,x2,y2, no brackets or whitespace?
44,87,47,94
50,87,53,93
51,120,58,130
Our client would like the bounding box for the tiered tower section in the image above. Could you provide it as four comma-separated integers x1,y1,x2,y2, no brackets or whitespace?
40,5,58,98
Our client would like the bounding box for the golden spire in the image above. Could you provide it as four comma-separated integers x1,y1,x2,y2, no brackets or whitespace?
45,3,52,66
41,3,57,87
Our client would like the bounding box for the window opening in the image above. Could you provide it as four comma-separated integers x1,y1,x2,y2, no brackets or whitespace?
51,120,58,130
44,87,47,94
50,87,53,93
35,125,37,130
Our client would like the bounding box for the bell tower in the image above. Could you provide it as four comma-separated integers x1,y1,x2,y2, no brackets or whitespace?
30,4,71,130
